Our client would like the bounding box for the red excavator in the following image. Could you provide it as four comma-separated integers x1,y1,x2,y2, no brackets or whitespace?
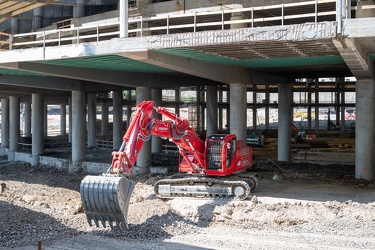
80,101,257,229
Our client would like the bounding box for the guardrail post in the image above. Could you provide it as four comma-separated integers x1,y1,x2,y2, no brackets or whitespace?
96,25,99,42
336,0,343,34
194,13,197,32
58,30,61,46
9,34,12,50
222,10,224,30
251,8,254,28
140,16,143,37
281,4,284,25
167,15,169,34
315,0,318,23
77,28,79,44
120,0,129,38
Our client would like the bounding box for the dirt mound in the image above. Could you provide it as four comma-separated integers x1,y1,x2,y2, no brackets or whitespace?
1,161,375,249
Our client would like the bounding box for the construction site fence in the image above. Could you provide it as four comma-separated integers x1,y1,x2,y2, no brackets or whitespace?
0,0,345,50
291,150,355,165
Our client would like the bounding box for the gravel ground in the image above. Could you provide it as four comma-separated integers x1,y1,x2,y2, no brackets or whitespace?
0,159,375,249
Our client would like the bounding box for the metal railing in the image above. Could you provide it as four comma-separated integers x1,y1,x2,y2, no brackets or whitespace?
292,150,355,164
0,0,341,51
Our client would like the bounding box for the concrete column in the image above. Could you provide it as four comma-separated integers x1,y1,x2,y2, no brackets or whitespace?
60,104,67,136
87,93,97,148
31,94,44,165
314,79,320,132
230,83,247,142
151,88,162,153
71,91,85,172
68,98,72,143
119,0,129,38
265,86,270,129
230,12,246,29
8,96,20,161
135,87,151,174
226,88,230,131
278,83,292,162
355,79,375,180
101,101,109,134
24,102,31,137
10,18,19,34
175,87,180,116
0,99,9,155
356,0,375,18
32,7,43,31
218,88,223,131
340,80,346,131
73,0,85,18
252,91,257,130
112,90,123,150
206,85,218,137
196,87,202,133
44,104,48,137
307,88,312,130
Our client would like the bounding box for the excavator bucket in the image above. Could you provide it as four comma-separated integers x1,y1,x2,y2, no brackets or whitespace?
80,175,135,230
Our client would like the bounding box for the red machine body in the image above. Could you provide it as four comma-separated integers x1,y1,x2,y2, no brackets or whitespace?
110,101,253,177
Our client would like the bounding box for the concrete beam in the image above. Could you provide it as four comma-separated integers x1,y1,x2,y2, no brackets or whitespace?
123,51,289,85
1,62,214,88
0,73,82,91
124,51,251,84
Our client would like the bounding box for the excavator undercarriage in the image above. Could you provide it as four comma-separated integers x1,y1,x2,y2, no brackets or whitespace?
155,175,258,200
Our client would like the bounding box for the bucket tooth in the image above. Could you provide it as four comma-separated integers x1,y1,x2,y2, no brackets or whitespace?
80,175,135,230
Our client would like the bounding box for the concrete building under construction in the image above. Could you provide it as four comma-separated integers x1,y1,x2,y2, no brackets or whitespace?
0,0,374,180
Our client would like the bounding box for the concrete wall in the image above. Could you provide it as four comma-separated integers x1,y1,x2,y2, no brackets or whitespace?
14,151,110,174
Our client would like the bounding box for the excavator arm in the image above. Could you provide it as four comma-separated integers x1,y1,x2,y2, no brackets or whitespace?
109,101,205,175
80,101,205,229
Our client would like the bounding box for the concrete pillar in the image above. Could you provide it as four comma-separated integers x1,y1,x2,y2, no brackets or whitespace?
278,83,292,162
44,104,48,137
24,102,31,137
68,98,72,143
265,86,270,129
31,94,44,165
8,96,20,161
10,18,19,34
355,79,375,180
218,88,223,131
230,83,247,142
307,87,312,130
32,7,43,31
206,85,218,137
135,87,151,174
253,91,257,130
175,87,180,116
340,80,346,131
73,0,85,18
60,104,66,136
71,91,85,172
226,88,230,131
112,90,123,150
196,87,203,133
151,88,162,153
230,12,246,29
119,0,129,38
0,99,9,155
87,93,97,148
101,101,109,134
356,0,375,18
314,79,320,132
